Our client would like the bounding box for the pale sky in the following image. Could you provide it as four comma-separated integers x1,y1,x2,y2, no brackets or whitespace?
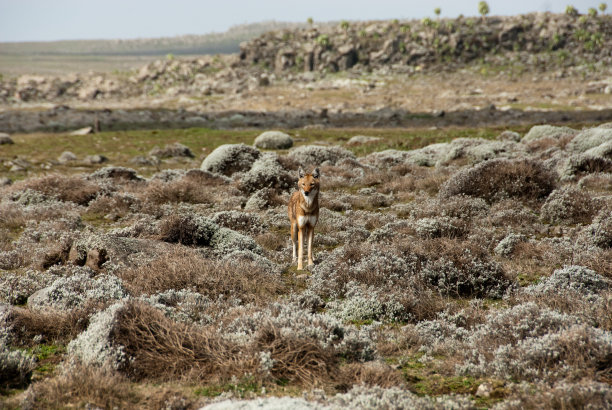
0,0,605,42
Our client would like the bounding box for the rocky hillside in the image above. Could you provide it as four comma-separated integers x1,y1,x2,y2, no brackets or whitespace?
240,13,612,72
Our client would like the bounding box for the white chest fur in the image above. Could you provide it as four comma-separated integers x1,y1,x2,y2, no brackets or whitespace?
301,189,318,208
297,215,318,228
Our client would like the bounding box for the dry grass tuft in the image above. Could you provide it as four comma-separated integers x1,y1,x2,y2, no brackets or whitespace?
255,324,338,386
338,362,405,390
110,301,246,382
7,304,97,346
118,249,281,303
20,174,101,205
23,362,139,409
145,178,212,204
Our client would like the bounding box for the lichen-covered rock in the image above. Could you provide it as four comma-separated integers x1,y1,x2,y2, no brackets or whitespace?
148,142,194,158
497,130,521,142
560,150,612,181
0,133,14,145
221,250,281,276
83,154,108,164
443,138,522,164
413,216,467,239
238,152,293,193
57,151,77,164
521,125,577,142
212,210,266,235
362,144,449,168
346,135,382,146
69,233,175,271
200,143,260,176
253,131,294,150
288,145,355,167
89,166,142,181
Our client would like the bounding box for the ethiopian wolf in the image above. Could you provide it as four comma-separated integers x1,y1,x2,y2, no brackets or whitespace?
288,167,320,270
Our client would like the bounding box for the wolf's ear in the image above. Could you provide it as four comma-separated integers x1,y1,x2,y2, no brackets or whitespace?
298,167,305,178
313,168,320,179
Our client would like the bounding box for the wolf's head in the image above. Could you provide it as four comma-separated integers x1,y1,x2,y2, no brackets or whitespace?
298,167,320,203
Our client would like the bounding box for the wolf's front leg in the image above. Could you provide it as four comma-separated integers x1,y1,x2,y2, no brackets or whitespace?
307,227,315,267
291,223,297,264
297,228,304,270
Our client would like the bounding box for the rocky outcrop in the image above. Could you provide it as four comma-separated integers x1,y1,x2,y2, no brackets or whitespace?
240,13,612,73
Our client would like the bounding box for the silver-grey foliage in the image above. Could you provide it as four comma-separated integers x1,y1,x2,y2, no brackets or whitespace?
200,143,260,176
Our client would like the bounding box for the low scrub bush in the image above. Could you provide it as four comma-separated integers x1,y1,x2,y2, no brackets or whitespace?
411,238,515,298
157,214,218,245
498,380,612,410
457,303,612,381
540,186,597,224
0,340,36,388
439,158,556,203
28,272,127,311
588,208,612,249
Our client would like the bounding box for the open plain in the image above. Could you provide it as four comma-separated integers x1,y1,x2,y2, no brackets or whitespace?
1,12,611,409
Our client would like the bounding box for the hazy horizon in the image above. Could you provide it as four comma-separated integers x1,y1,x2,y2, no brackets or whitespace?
0,0,606,42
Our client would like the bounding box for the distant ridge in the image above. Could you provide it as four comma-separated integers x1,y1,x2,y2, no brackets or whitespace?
0,21,309,56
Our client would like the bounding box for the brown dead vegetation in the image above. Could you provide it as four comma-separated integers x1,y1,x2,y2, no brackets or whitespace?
20,174,101,206
23,362,139,409
439,158,557,204
144,177,213,204
117,249,282,303
110,301,245,381
7,303,100,346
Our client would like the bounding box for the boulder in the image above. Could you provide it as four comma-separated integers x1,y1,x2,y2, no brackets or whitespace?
346,135,382,146
566,127,612,154
201,143,260,176
148,142,194,158
69,127,94,136
83,154,108,164
521,125,577,142
0,133,14,145
58,151,77,164
287,145,355,167
253,131,294,150
239,152,292,193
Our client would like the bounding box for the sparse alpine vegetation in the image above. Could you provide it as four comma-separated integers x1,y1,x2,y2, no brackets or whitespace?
1,122,611,408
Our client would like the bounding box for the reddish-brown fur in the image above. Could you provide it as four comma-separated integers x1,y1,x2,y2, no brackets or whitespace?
288,167,320,270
